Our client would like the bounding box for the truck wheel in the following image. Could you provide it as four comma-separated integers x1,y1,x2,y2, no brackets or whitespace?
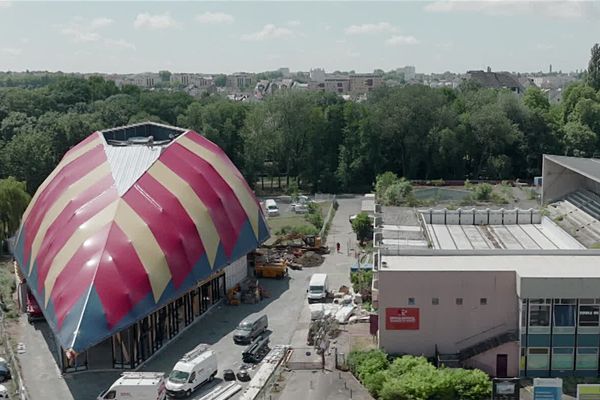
186,389,191,397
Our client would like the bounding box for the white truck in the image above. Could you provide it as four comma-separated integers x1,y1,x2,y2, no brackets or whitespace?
307,273,329,303
97,372,166,400
166,344,218,398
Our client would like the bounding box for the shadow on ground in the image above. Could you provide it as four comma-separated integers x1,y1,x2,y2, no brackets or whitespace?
59,277,291,400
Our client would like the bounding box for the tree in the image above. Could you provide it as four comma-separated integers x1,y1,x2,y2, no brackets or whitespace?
214,74,227,87
0,177,30,250
524,87,550,112
383,178,413,206
588,43,600,90
1,130,56,193
351,212,373,244
375,171,399,200
563,121,597,157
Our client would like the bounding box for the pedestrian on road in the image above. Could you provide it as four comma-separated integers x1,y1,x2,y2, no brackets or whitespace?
336,242,341,253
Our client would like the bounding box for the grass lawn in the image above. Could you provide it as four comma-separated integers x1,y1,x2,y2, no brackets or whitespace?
267,214,313,234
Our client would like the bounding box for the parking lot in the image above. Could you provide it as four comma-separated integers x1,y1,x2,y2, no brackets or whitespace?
17,197,361,400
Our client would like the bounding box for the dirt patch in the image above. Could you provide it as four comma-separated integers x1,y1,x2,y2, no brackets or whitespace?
296,251,324,268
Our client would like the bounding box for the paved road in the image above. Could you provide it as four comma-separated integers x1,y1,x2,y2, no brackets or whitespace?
18,197,361,400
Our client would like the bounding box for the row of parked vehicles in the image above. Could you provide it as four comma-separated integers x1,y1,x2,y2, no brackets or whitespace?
98,314,270,400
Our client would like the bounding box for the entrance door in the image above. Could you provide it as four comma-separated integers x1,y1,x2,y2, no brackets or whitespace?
496,354,508,378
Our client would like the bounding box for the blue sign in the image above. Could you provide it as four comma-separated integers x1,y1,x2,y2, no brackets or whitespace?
533,386,562,400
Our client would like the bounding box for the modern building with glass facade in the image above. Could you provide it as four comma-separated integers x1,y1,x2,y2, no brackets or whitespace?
13,122,269,372
376,251,600,378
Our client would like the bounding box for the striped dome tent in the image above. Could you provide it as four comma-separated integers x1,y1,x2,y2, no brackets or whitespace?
14,122,269,353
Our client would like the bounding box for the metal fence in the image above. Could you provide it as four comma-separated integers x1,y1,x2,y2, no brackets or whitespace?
319,195,337,241
0,312,28,400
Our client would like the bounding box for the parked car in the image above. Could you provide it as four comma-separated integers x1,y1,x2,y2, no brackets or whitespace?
0,384,8,399
0,361,9,383
233,314,268,344
223,369,236,381
265,199,279,217
291,203,309,214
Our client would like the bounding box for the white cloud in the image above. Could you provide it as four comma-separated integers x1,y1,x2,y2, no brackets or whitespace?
286,20,301,27
105,38,136,50
60,17,113,43
195,12,234,24
1,47,22,56
241,24,293,41
536,43,554,51
424,0,598,19
344,22,398,35
347,50,361,58
0,1,11,9
386,35,419,46
133,13,177,30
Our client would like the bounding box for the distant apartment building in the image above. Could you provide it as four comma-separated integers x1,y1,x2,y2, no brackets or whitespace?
349,73,383,95
226,73,255,92
310,68,326,83
324,75,351,94
171,73,215,93
397,65,416,81
133,73,159,88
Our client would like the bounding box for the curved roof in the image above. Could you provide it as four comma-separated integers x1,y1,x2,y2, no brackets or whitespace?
14,123,269,352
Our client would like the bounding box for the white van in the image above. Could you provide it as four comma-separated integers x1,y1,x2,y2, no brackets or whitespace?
265,199,279,217
97,372,166,400
307,273,329,303
166,344,218,398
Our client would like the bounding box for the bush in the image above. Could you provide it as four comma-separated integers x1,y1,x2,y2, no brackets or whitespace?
350,352,492,400
383,179,413,206
351,212,373,244
351,270,373,302
375,172,400,200
275,225,319,236
305,202,323,228
473,183,493,201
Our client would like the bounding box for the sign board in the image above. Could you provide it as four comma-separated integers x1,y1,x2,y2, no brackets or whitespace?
578,384,600,400
579,305,600,327
492,378,520,400
533,378,562,400
385,308,419,330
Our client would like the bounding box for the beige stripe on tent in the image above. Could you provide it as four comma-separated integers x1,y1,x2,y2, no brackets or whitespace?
177,135,260,238
43,200,119,305
21,133,102,224
27,163,112,276
113,200,172,303
147,161,220,268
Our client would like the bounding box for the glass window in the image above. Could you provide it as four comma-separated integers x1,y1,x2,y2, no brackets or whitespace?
480,298,487,305
104,391,116,400
527,348,549,370
432,298,439,305
551,347,573,370
529,305,550,326
408,297,415,305
521,301,528,327
579,305,599,327
456,298,463,305
576,348,599,370
554,305,576,327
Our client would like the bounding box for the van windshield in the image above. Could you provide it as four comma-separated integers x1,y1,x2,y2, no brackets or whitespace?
267,205,277,210
310,285,324,292
238,321,253,331
169,370,189,383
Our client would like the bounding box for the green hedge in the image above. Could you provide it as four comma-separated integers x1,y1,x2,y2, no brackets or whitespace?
348,350,492,400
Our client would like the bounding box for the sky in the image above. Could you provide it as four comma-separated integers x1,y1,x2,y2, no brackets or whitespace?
0,1,599,75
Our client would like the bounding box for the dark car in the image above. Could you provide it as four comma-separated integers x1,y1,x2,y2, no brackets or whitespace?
0,361,11,382
236,368,251,382
223,369,236,381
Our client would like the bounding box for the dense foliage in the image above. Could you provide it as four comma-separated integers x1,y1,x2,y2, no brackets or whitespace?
1,45,599,199
348,350,492,400
351,212,373,244
0,177,30,250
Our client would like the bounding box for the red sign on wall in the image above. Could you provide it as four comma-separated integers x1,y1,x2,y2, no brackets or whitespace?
385,308,420,330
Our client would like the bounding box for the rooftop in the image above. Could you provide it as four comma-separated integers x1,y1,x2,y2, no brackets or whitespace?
380,251,600,278
544,154,600,184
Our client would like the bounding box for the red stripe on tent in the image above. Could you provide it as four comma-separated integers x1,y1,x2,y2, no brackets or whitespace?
50,223,112,330
93,223,154,329
62,132,99,157
21,145,106,265
123,174,205,289
162,144,247,257
184,131,259,204
35,187,118,294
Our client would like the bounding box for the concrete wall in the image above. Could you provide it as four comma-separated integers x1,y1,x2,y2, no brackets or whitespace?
420,208,542,225
224,256,247,289
542,157,587,203
378,270,519,357
464,341,520,377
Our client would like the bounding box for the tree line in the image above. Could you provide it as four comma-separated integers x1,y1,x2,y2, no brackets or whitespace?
1,45,600,198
